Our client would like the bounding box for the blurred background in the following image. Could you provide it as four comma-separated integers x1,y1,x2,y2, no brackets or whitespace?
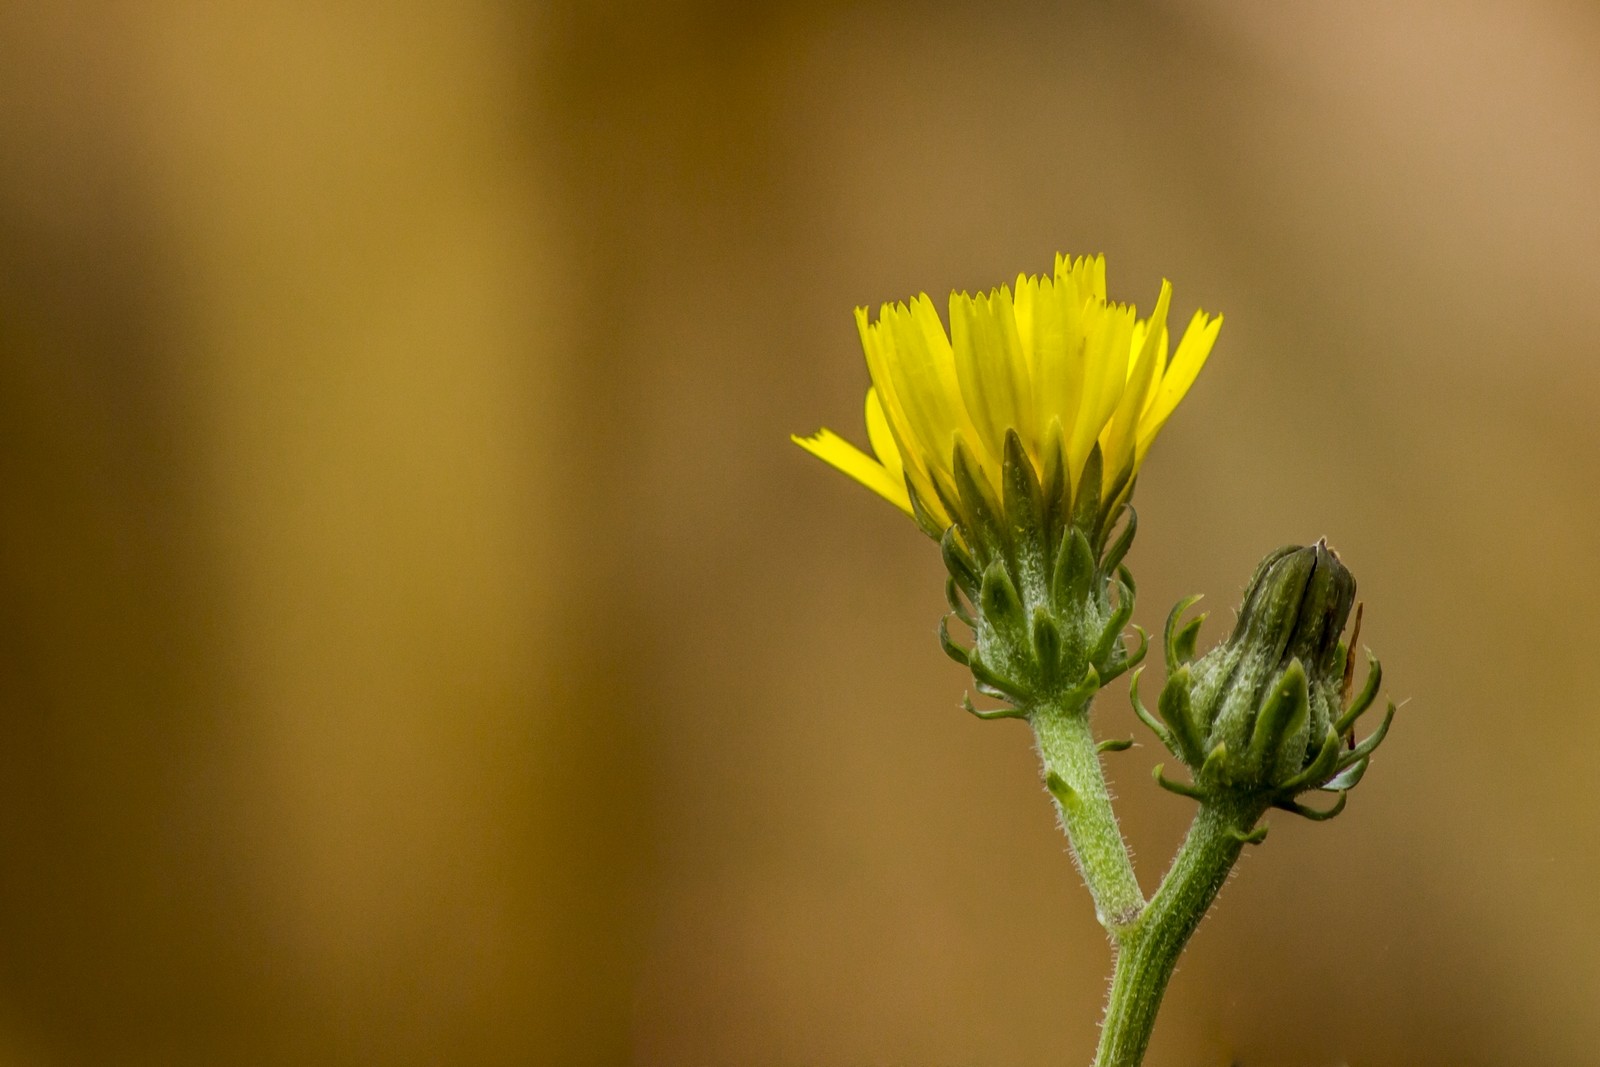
2,2,1597,1064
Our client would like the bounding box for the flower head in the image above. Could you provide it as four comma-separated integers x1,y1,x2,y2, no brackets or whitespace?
794,254,1221,548
795,255,1220,715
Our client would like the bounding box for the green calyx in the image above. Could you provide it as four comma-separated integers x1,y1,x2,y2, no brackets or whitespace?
935,430,1145,716
1136,542,1396,820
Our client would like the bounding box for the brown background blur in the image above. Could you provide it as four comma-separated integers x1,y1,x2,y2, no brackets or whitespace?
1,3,1597,1065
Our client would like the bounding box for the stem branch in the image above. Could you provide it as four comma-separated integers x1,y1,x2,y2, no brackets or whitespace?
1093,797,1268,1067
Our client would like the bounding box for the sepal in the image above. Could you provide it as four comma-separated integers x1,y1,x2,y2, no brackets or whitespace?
939,615,971,666
951,438,1008,566
1051,528,1097,612
1245,660,1310,769
1199,741,1230,784
962,692,1028,721
1088,572,1136,671
1278,729,1342,793
1341,702,1396,764
1320,756,1369,793
967,652,1029,706
1334,651,1384,736
1001,430,1047,564
978,561,1028,646
1101,507,1138,580
1037,419,1069,546
1153,763,1206,800
940,526,981,602
1128,668,1174,752
1274,791,1348,822
905,475,948,541
1157,667,1207,767
1061,664,1102,713
1070,445,1104,540
945,577,975,627
1098,624,1147,686
1031,609,1064,687
1163,594,1206,673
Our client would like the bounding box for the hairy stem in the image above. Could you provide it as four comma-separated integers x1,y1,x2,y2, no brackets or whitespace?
1093,797,1268,1067
1030,702,1144,931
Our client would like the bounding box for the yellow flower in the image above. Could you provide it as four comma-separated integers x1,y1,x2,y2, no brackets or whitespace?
794,254,1221,538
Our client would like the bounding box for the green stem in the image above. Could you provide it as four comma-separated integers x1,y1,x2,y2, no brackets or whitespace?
1030,703,1144,930
1093,797,1268,1067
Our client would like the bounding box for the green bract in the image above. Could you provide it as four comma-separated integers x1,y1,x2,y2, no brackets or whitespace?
937,430,1146,717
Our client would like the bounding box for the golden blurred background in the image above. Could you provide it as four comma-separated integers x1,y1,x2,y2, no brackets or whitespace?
2,2,1597,1064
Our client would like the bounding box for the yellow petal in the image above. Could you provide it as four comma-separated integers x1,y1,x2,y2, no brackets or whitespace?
1136,310,1222,461
1057,253,1107,303
1028,274,1072,440
910,293,955,367
1012,272,1038,370
878,301,970,477
792,429,913,515
864,387,902,476
857,306,916,452
1087,255,1107,302
1101,281,1172,479
1067,302,1131,487
950,288,1033,469
1138,324,1171,419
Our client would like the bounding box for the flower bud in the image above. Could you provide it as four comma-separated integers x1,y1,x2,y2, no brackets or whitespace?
1136,542,1394,816
1230,541,1355,685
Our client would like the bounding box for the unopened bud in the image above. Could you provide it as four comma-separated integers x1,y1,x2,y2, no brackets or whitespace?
1140,543,1392,812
